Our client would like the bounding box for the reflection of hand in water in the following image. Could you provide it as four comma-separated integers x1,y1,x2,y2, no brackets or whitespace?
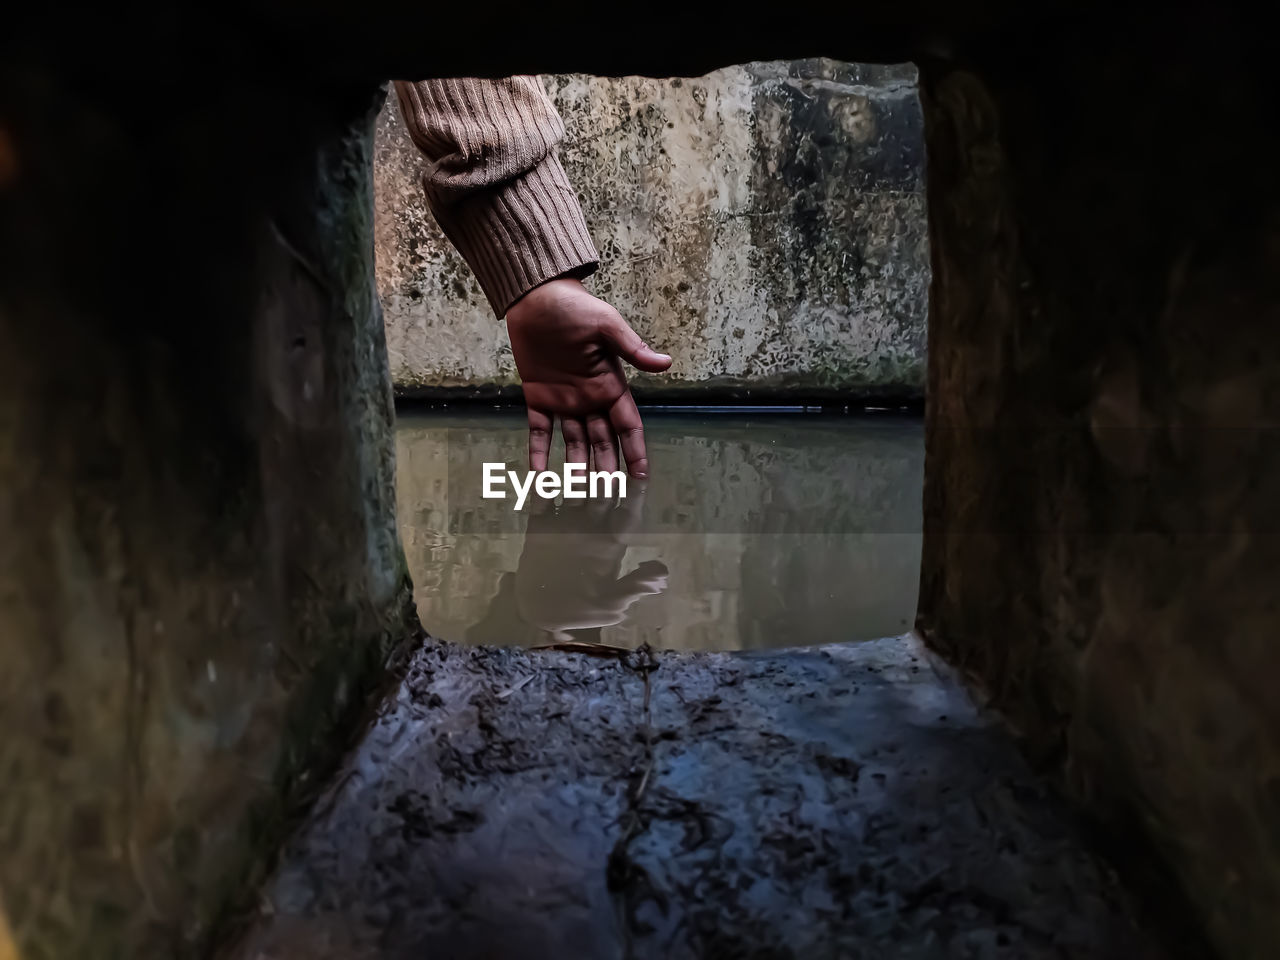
465,484,666,646
515,485,667,643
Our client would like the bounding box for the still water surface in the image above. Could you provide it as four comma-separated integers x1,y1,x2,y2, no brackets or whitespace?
395,411,923,651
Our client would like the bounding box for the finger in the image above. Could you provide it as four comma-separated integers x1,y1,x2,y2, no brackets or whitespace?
527,406,552,473
586,414,619,475
560,417,590,469
599,312,673,373
608,391,650,478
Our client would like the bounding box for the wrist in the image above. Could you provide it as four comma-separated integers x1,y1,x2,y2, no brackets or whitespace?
507,276,586,322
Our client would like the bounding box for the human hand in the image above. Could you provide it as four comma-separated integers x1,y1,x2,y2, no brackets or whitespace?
505,278,672,478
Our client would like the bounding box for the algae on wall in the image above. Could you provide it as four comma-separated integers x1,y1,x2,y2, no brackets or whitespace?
374,60,928,401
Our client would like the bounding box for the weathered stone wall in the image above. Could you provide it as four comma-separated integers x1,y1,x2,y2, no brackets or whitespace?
0,68,413,958
915,18,1280,960
374,61,928,401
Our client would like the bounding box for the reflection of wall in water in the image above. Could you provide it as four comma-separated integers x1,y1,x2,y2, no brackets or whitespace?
736,534,921,647
403,417,922,534
395,416,922,650
394,424,511,638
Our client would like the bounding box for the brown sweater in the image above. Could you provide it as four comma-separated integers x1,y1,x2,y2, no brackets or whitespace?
392,77,599,317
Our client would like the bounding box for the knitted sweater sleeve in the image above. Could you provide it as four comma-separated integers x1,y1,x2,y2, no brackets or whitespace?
392,76,599,317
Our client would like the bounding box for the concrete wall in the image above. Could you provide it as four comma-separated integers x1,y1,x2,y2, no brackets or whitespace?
915,19,1280,960
374,61,928,401
0,73,413,959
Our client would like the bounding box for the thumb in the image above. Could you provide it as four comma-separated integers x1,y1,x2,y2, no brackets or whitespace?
600,313,673,373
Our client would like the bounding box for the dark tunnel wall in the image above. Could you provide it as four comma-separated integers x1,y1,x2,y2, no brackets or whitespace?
0,67,414,956
915,15,1280,960
2,4,1278,958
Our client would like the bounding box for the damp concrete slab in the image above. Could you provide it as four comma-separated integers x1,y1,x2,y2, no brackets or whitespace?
230,634,1165,960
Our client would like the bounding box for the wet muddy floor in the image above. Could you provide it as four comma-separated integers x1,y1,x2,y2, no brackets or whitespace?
232,634,1164,960
395,411,924,651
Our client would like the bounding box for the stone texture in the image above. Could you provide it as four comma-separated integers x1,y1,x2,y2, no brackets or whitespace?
0,70,414,959
375,61,929,401
231,635,1162,959
914,16,1280,960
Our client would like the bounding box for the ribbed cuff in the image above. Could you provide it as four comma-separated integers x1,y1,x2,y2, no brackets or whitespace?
426,153,600,317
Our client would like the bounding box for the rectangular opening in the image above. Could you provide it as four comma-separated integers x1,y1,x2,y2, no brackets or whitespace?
385,60,928,651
